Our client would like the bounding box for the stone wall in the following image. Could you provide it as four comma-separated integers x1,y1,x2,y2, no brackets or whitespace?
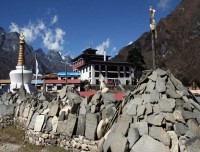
102,69,200,152
0,85,117,151
1,69,200,152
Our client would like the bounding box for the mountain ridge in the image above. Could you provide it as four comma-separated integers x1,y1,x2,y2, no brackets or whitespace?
113,0,200,84
0,29,72,79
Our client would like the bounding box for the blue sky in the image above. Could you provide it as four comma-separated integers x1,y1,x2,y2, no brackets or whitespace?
0,0,181,58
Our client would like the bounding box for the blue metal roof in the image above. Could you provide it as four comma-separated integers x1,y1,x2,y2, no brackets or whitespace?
31,80,44,84
57,72,80,76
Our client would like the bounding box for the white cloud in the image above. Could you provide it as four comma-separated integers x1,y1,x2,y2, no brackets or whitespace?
157,0,171,10
9,22,19,33
96,38,110,55
42,28,65,51
112,47,116,52
9,16,66,51
128,41,133,45
51,15,58,25
9,21,46,43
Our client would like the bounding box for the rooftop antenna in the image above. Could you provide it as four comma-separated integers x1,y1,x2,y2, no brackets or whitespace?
150,6,157,70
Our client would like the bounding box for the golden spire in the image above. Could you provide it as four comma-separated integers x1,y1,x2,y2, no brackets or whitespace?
17,33,25,66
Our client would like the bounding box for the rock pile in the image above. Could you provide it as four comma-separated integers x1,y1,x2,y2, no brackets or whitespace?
0,85,117,151
102,69,200,152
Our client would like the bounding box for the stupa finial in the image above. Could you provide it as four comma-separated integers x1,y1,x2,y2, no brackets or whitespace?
17,33,25,66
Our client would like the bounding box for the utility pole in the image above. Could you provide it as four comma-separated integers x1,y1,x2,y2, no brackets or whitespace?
150,6,157,70
65,58,67,84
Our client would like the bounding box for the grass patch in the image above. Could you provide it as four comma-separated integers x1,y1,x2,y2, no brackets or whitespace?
0,125,70,152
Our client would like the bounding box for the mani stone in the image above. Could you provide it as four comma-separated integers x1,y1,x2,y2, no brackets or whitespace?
76,114,86,136
168,98,176,109
150,89,159,103
148,71,157,81
183,102,192,111
142,94,150,103
145,80,155,93
186,137,200,152
193,109,200,123
48,102,59,116
174,123,188,136
158,99,173,112
137,105,145,116
66,113,77,137
149,126,170,146
106,104,116,119
44,117,52,132
145,102,153,115
52,116,58,133
147,114,164,126
131,135,170,152
26,107,34,127
58,86,67,99
163,113,175,123
132,97,143,105
167,131,179,152
126,103,137,116
139,83,147,92
115,116,130,136
182,110,196,120
156,77,166,93
132,122,148,136
6,104,15,116
187,119,200,136
34,115,45,132
156,68,167,76
110,133,128,152
29,112,39,129
128,127,140,148
102,93,116,103
85,113,98,140
79,105,87,115
57,121,67,133
97,120,106,139
153,104,161,114
173,110,185,123
166,89,181,99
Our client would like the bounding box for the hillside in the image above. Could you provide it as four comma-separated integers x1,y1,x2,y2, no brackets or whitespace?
114,0,200,84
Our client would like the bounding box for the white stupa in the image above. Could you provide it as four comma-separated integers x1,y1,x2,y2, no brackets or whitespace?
9,33,36,93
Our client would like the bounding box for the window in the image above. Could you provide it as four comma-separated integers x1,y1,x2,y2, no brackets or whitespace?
107,72,118,78
37,86,41,90
126,72,129,77
120,73,124,78
126,66,129,71
95,72,99,77
120,66,123,71
86,66,88,72
101,72,106,77
101,65,105,71
47,86,52,91
57,86,62,90
96,79,99,85
107,66,118,71
89,72,91,78
95,65,99,70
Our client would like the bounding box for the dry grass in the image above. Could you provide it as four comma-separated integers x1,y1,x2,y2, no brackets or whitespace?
0,125,70,152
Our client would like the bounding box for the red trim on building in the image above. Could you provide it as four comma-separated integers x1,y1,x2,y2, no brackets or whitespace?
79,91,125,101
45,79,80,84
